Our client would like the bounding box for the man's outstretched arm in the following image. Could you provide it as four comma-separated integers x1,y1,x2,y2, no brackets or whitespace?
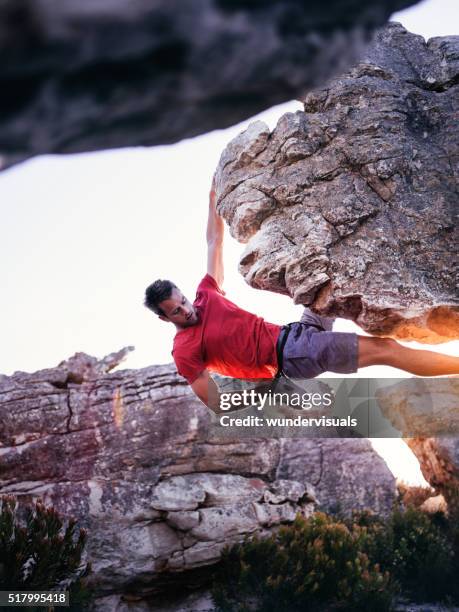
206,179,224,288
190,369,221,414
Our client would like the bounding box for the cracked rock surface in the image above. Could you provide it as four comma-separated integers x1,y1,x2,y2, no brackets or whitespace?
0,349,395,600
377,378,459,507
0,0,418,169
215,24,459,342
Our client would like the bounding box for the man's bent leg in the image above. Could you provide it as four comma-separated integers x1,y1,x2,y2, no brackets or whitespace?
282,326,359,378
300,307,335,332
358,336,459,376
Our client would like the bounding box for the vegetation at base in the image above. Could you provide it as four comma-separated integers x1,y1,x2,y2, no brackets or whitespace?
0,495,91,611
211,496,459,611
347,507,456,603
212,513,395,612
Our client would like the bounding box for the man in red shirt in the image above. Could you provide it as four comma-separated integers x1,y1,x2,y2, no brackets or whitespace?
144,182,459,411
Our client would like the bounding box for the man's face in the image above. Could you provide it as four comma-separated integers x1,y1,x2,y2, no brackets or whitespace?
158,288,199,328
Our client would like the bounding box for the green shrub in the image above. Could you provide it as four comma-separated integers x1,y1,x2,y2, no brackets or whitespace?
212,504,459,611
346,506,456,603
345,509,394,572
0,495,91,610
445,486,459,602
211,512,395,612
388,506,454,601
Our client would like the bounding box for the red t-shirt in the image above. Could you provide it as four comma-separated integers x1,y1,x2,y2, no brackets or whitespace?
172,274,281,384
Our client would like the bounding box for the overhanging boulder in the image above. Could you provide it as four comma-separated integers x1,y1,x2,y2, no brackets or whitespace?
0,0,419,169
215,24,459,342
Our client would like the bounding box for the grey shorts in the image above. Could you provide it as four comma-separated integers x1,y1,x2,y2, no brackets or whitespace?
278,309,359,379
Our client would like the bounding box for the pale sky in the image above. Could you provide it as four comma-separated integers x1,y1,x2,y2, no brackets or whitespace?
1,0,457,485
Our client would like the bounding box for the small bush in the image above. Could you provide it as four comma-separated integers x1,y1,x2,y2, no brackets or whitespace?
435,485,459,602
346,506,456,603
0,495,91,610
212,504,459,611
211,512,395,612
346,507,459,601
388,506,454,601
345,509,395,574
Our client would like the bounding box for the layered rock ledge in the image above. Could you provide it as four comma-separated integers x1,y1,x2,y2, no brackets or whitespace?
215,24,459,342
0,349,395,599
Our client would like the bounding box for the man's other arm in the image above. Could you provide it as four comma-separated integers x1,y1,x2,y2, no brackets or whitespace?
206,179,224,288
190,369,221,414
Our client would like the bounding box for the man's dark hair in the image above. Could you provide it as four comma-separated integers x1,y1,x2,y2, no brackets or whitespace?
144,279,177,316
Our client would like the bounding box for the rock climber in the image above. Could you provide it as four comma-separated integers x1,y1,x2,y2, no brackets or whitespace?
144,180,459,411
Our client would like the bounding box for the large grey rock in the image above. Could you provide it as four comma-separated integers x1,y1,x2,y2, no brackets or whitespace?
376,378,459,438
276,437,397,516
215,24,459,342
0,349,396,603
407,437,459,503
377,378,459,508
0,0,419,169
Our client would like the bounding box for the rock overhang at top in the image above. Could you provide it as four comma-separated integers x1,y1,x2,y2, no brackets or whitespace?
0,0,420,170
215,23,459,342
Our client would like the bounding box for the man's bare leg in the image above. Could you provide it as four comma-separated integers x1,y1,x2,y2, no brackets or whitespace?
358,336,459,376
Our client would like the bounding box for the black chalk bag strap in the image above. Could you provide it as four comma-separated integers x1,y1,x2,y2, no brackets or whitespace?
275,323,293,379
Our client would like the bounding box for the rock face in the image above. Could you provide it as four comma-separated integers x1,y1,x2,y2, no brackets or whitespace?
0,0,419,169
277,437,396,516
215,24,459,342
377,378,459,508
376,378,459,438
0,349,396,602
407,438,459,504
